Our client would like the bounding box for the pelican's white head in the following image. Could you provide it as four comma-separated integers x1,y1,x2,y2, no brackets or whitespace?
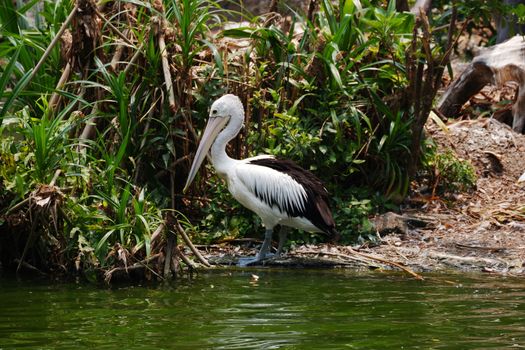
183,94,245,193
209,94,245,122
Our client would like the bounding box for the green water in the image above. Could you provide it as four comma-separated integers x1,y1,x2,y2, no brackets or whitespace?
1,270,524,349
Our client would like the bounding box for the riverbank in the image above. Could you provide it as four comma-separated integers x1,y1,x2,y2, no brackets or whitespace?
197,116,525,277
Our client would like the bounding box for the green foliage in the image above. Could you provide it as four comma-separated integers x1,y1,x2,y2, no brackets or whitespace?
0,0,479,274
195,177,259,243
423,147,477,195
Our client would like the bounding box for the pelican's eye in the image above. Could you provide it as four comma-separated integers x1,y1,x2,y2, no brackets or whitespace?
211,109,218,115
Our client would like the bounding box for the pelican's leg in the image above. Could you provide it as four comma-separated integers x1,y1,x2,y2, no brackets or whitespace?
238,229,274,267
256,229,273,260
276,227,288,257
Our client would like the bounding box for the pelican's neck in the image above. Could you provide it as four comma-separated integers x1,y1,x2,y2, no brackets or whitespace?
211,114,243,176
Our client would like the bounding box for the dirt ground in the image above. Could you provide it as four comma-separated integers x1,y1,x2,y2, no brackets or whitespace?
369,114,525,276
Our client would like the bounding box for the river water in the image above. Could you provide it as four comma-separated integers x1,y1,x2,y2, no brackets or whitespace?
1,269,524,349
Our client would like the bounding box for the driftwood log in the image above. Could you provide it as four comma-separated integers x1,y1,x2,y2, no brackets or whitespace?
438,35,525,133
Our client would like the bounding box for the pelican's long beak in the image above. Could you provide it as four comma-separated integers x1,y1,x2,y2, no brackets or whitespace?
183,116,229,193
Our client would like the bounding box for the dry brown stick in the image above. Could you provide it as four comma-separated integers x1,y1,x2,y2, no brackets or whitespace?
348,248,423,280
110,29,129,71
123,42,144,76
163,230,175,278
28,2,78,84
104,263,144,284
49,62,72,112
299,248,423,280
131,253,164,280
49,169,62,187
178,248,197,269
104,253,164,283
174,220,211,267
77,102,99,152
94,7,133,46
295,249,373,266
157,19,176,112
14,259,47,276
4,197,29,215
150,220,166,248
306,0,318,22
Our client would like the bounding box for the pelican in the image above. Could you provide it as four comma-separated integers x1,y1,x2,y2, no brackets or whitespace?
184,94,338,265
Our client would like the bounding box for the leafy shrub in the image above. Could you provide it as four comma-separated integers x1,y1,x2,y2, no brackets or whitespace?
422,147,477,195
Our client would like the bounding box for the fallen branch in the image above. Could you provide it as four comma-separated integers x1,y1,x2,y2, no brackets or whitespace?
150,220,166,248
104,253,163,283
174,220,211,267
294,249,374,267
177,247,196,269
349,247,424,280
297,248,423,280
13,259,47,276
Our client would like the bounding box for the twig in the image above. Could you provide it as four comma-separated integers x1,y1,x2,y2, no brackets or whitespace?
164,229,176,278
178,248,196,269
105,253,163,284
110,29,130,71
13,259,47,276
349,247,423,280
294,249,374,266
307,0,318,22
48,62,72,112
49,169,61,187
77,103,98,151
174,220,211,267
455,243,507,252
94,7,133,46
298,248,423,280
156,18,176,112
123,42,144,76
28,3,79,85
150,220,166,247
4,197,30,215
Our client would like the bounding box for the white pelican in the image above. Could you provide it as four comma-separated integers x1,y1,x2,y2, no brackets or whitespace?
184,94,339,265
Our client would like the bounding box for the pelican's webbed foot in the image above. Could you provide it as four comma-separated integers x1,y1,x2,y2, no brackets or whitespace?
237,229,274,267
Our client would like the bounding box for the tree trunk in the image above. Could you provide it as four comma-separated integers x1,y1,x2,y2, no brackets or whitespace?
438,35,525,133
